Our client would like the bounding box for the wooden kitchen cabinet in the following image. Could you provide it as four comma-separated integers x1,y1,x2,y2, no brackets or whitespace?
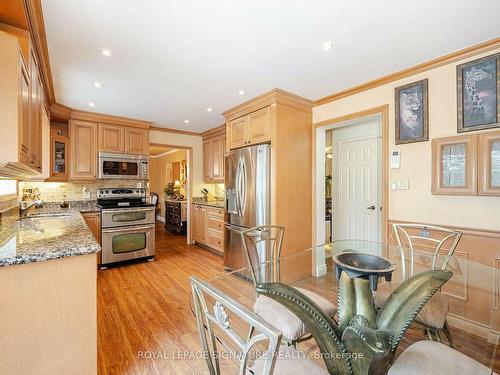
227,107,271,150
70,120,98,180
99,124,148,155
49,134,70,181
0,31,45,179
98,123,124,153
193,205,208,243
28,49,43,172
193,204,224,254
203,134,225,183
125,127,149,155
228,116,247,149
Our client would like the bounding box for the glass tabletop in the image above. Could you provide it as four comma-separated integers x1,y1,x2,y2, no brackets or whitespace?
205,240,500,371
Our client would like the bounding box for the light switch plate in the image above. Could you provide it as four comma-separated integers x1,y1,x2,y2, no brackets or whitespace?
398,178,409,190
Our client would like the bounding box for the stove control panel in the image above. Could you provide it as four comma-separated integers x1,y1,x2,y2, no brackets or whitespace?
97,188,146,200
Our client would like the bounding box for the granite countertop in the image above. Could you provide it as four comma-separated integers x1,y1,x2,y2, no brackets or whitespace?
0,206,101,268
192,197,225,209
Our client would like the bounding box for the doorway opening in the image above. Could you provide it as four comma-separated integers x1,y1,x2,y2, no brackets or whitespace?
149,143,192,245
313,105,389,276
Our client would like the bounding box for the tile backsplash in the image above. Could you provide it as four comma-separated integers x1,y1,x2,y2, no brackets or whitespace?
19,180,147,202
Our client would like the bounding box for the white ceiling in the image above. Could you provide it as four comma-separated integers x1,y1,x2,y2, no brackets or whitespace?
42,0,500,132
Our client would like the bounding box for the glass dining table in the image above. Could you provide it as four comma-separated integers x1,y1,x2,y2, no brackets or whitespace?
201,240,499,373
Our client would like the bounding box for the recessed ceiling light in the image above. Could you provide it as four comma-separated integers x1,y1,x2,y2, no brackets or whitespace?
322,41,335,51
100,48,113,57
94,81,102,88
88,102,96,107
206,107,213,112
238,90,245,96
184,120,190,124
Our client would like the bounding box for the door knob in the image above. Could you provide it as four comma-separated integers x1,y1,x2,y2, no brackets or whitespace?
366,205,376,210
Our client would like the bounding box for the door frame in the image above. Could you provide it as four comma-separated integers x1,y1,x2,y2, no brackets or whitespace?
312,104,389,276
149,143,194,245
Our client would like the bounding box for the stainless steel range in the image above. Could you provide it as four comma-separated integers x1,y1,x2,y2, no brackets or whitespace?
98,188,155,268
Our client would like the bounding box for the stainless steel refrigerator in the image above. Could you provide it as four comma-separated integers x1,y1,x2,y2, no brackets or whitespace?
224,144,270,270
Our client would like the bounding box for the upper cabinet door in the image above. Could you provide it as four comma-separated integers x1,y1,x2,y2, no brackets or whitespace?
99,123,124,153
247,106,271,145
203,139,214,181
229,117,248,149
212,135,224,180
70,120,97,180
125,127,149,155
18,55,31,165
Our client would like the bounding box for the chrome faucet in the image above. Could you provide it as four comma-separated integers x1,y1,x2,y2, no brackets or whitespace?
19,199,44,219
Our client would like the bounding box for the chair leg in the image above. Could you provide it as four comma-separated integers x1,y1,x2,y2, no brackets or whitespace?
442,320,455,348
247,326,255,342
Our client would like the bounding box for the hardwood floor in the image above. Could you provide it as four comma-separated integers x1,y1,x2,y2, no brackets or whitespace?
97,223,225,374
97,223,499,374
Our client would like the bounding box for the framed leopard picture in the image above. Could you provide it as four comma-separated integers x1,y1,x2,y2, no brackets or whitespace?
457,52,499,133
395,79,429,144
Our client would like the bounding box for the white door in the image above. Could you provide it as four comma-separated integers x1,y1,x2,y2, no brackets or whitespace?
337,136,381,241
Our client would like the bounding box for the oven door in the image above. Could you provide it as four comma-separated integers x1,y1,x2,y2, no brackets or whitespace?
101,207,155,228
101,224,155,265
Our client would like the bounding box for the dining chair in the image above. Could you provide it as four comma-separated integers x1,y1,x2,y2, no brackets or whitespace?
190,276,328,375
374,223,462,347
241,226,337,347
388,340,491,375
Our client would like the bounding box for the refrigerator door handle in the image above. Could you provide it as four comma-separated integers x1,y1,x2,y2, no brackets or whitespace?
240,158,247,215
235,158,244,217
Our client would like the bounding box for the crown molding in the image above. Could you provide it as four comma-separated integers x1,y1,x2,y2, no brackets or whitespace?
70,109,152,129
201,124,225,139
222,88,313,121
23,0,55,104
314,37,500,106
150,126,201,137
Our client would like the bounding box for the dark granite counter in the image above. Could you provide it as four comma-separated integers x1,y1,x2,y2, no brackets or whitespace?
0,205,101,268
192,197,225,209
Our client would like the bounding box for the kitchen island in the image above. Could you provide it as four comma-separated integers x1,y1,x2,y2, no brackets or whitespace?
0,207,100,375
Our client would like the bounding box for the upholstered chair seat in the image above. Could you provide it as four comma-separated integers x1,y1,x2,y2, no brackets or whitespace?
375,289,448,329
253,287,337,341
388,341,491,375
250,345,329,375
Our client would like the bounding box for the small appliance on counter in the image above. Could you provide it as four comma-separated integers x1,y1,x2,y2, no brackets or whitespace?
98,188,155,268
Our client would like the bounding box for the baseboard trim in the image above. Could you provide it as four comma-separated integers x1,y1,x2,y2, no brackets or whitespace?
448,313,499,343
315,263,327,277
156,215,165,223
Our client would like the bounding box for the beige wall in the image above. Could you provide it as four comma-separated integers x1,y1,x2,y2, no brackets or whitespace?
313,47,500,231
149,130,217,197
149,150,187,219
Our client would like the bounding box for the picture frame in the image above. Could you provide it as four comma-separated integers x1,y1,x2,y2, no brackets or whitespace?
478,130,500,196
457,52,499,133
431,134,477,196
395,79,429,144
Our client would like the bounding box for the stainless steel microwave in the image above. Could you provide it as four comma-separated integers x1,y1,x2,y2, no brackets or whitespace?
98,152,149,180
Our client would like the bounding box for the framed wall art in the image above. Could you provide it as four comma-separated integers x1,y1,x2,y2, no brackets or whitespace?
395,79,429,144
432,134,477,196
457,52,499,133
478,130,500,196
